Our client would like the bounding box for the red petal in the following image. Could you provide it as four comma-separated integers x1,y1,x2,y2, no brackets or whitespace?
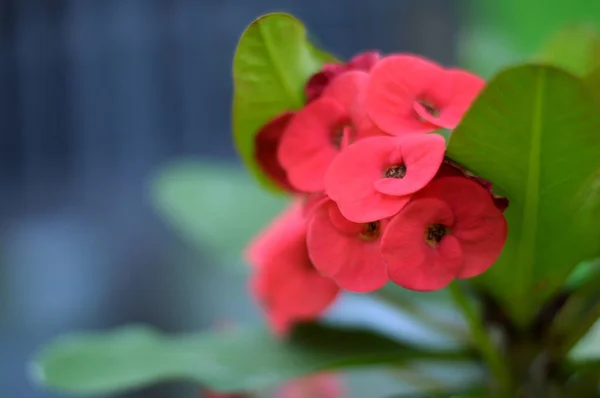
302,192,329,220
281,269,341,318
247,202,340,332
278,98,349,192
435,69,485,129
325,136,409,222
381,197,459,291
375,134,446,196
254,112,298,192
366,55,444,135
414,177,507,278
331,239,388,292
337,191,409,223
307,202,388,292
322,71,369,115
323,71,385,139
245,202,304,266
327,201,363,235
305,64,345,102
266,232,339,318
347,51,381,71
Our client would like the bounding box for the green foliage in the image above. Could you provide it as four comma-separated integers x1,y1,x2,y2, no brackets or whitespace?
32,323,472,395
150,160,288,267
447,65,600,326
534,26,600,76
233,13,337,192
472,0,600,56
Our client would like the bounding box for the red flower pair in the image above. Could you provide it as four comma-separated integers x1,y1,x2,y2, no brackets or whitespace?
246,51,507,335
311,172,507,293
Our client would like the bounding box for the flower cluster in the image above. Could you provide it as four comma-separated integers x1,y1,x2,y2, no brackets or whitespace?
247,53,508,334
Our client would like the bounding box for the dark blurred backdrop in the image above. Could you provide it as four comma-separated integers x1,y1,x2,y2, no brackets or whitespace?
0,1,459,397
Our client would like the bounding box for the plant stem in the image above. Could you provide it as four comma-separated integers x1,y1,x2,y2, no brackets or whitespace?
448,282,513,393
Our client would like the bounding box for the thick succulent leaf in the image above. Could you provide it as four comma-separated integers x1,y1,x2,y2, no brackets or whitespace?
447,65,600,326
150,160,288,267
232,13,337,192
32,323,471,395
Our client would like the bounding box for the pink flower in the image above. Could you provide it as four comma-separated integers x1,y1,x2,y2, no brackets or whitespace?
275,373,344,398
246,203,340,335
325,133,446,223
366,54,485,135
254,112,298,192
381,177,508,291
306,51,380,102
307,198,388,292
278,71,383,192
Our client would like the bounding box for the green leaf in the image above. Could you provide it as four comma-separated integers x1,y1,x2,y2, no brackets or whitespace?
585,66,600,103
233,13,337,192
447,65,600,326
150,160,288,267
32,323,472,395
534,25,600,76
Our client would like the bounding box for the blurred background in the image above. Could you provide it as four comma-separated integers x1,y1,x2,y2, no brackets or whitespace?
1,1,599,397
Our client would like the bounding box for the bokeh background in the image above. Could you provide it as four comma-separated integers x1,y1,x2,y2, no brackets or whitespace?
1,1,599,397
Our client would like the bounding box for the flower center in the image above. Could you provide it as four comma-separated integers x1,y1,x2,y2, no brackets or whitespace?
418,99,440,117
331,124,354,149
425,223,450,246
385,164,407,179
360,221,381,241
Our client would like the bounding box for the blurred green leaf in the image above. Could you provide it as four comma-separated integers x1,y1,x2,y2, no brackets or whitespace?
150,160,288,267
458,28,525,78
534,25,600,76
551,261,600,358
233,13,336,192
472,1,600,56
376,285,468,340
569,320,600,363
565,258,600,289
33,323,472,395
447,65,600,327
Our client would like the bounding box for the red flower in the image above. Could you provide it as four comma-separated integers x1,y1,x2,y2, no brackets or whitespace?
366,54,485,135
246,203,340,335
307,198,388,292
381,177,507,291
254,112,298,192
278,71,383,192
306,51,380,102
325,134,446,223
275,373,345,398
